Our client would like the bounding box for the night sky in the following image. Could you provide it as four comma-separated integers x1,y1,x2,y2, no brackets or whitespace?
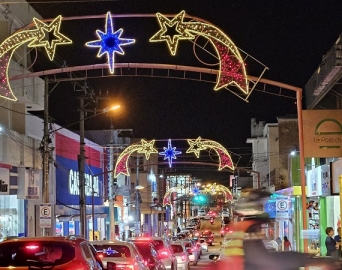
24,0,342,181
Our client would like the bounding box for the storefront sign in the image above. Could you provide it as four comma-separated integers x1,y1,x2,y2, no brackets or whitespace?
55,132,104,206
68,169,100,196
303,110,342,157
17,168,41,200
307,166,322,197
0,168,9,195
276,199,290,219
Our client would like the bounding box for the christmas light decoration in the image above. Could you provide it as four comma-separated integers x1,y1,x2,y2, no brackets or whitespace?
114,139,157,177
202,183,233,202
159,139,182,168
162,186,185,206
186,137,234,171
103,247,118,255
0,53,16,101
86,12,135,74
0,15,72,101
149,10,194,55
150,11,248,94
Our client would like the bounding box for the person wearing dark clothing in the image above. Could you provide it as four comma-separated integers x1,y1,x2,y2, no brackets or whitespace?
334,227,341,257
325,227,338,257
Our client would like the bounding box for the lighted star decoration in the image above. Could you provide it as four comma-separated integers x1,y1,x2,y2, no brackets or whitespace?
150,10,248,94
186,137,234,171
28,16,72,61
114,139,158,177
149,10,194,55
103,247,118,255
159,139,182,168
86,12,135,74
0,15,72,101
138,139,158,159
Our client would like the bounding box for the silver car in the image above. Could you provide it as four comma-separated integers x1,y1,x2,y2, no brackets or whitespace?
170,243,190,270
127,237,178,270
92,240,148,270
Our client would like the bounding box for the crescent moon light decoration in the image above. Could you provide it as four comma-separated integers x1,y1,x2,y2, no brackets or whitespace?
150,10,248,94
162,186,185,206
0,15,72,101
186,136,234,171
114,139,158,178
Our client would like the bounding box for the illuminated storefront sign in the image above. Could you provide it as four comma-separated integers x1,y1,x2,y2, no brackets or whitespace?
68,169,99,196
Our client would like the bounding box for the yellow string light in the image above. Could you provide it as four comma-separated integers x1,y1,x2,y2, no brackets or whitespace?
0,15,72,101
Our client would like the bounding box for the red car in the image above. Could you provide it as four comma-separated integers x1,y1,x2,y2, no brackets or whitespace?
0,236,103,269
220,225,233,237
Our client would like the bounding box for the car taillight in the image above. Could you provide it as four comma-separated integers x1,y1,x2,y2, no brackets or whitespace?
208,239,212,242
25,245,39,250
98,254,103,258
181,255,186,261
158,249,169,259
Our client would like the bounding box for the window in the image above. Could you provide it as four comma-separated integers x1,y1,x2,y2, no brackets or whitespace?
171,245,183,254
0,241,75,267
93,244,131,258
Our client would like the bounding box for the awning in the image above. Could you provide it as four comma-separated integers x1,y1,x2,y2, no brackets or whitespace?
57,213,107,222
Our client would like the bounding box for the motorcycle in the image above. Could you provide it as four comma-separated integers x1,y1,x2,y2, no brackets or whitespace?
210,217,214,225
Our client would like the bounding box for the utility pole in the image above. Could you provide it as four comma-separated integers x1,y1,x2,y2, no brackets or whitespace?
78,96,86,238
42,77,50,236
135,155,141,235
108,127,115,240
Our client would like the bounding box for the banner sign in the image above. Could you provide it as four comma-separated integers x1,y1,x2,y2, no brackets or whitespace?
303,110,342,157
17,168,41,200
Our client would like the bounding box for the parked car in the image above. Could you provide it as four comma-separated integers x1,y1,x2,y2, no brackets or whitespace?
127,237,178,270
170,243,190,270
131,241,166,270
92,240,147,270
0,235,103,269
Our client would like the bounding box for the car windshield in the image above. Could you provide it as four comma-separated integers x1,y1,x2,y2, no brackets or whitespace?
0,241,75,267
131,240,165,251
171,245,183,254
93,244,131,258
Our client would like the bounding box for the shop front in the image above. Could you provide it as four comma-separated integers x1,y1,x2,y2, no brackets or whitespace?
0,167,26,239
55,130,106,240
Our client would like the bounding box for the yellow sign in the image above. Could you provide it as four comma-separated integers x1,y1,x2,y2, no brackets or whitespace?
303,110,342,157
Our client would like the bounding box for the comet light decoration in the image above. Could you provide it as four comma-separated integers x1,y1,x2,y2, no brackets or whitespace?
86,12,135,74
114,139,158,178
162,186,185,206
159,139,182,168
187,136,234,171
202,183,233,202
0,15,72,101
150,10,248,94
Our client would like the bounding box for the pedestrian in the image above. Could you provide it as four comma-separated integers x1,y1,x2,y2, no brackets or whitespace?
325,227,339,257
283,236,292,251
275,237,282,250
334,227,342,257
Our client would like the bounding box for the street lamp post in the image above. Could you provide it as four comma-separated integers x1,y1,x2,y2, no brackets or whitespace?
135,156,141,235
78,101,121,239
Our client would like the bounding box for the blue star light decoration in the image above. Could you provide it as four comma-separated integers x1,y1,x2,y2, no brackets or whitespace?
159,139,182,168
86,12,135,73
103,247,118,256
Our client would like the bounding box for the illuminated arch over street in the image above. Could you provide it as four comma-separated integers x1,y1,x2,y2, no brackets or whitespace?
114,137,234,178
0,11,257,101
